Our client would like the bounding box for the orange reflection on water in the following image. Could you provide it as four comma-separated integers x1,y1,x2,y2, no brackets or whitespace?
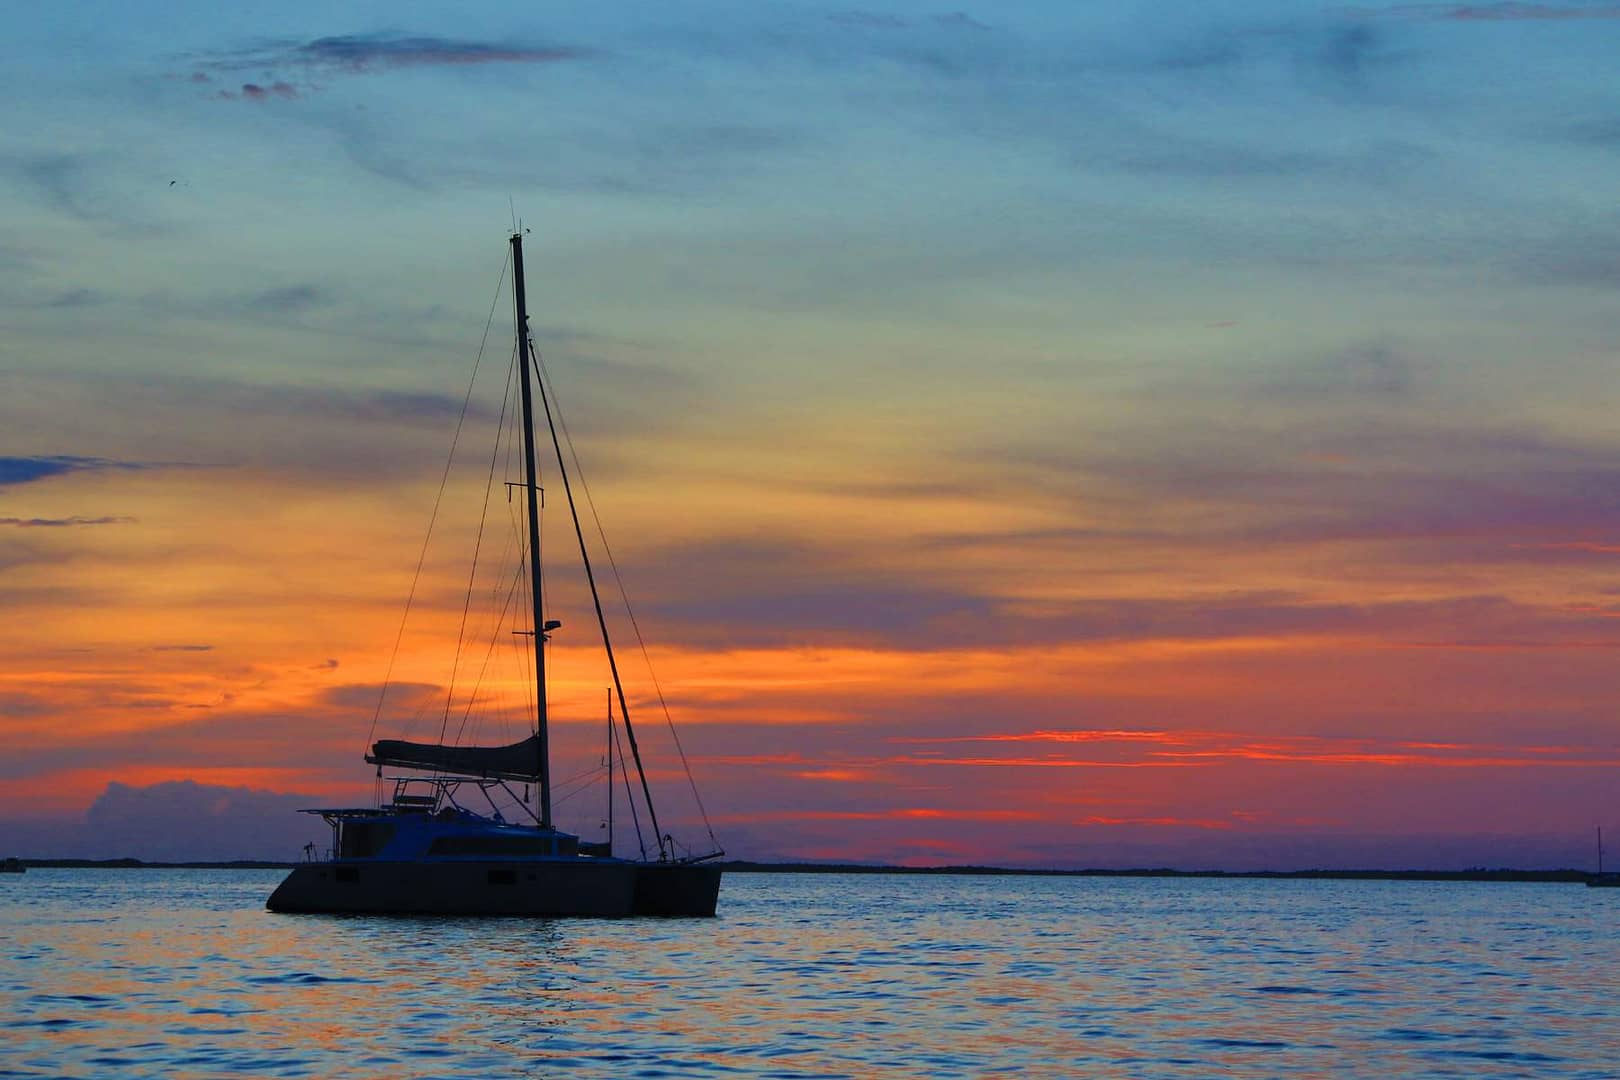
9,870,1620,1078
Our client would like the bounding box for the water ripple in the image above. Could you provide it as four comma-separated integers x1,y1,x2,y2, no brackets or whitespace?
2,871,1619,1077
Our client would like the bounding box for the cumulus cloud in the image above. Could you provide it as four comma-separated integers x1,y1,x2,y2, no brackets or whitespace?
76,780,326,861
0,781,325,861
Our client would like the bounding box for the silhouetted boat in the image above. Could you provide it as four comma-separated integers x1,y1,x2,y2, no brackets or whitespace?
1589,826,1620,888
268,232,721,917
0,858,24,874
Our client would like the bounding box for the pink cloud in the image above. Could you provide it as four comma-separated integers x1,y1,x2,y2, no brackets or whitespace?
894,727,1620,770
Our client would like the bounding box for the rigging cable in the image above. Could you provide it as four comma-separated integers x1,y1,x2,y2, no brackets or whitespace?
552,764,610,808
612,705,648,859
367,248,511,754
455,350,534,754
465,364,525,754
439,342,519,745
452,551,528,747
533,353,723,855
528,347,667,859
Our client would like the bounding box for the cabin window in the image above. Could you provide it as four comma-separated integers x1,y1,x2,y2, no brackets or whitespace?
338,822,395,858
487,869,517,885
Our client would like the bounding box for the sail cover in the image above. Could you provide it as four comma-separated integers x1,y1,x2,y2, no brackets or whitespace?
367,734,542,781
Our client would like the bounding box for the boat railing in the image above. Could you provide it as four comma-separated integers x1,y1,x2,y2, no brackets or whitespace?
378,774,542,827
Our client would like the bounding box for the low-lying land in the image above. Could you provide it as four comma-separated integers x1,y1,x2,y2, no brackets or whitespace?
6,857,1599,883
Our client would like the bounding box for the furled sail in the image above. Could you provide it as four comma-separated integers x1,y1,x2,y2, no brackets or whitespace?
367,734,542,781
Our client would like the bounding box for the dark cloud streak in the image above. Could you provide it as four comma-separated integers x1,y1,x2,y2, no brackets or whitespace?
1365,3,1620,21
244,284,331,315
0,455,162,488
194,32,590,100
292,34,588,71
624,533,1620,651
0,515,134,528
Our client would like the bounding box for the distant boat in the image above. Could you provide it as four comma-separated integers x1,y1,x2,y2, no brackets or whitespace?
0,858,24,874
1589,826,1620,888
267,232,722,917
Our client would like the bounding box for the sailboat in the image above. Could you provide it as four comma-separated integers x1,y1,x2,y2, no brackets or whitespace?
1589,826,1619,888
267,232,722,917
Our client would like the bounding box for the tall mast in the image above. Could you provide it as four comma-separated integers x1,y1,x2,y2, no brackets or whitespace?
511,232,552,830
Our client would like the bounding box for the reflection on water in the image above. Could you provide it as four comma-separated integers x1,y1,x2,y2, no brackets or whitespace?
3,870,1619,1077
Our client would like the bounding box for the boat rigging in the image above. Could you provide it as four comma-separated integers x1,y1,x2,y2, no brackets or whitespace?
267,230,722,917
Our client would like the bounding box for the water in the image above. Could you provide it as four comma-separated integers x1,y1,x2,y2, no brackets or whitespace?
2,870,1617,1078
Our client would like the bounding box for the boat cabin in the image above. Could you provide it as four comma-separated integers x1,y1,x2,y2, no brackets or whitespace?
301,776,598,863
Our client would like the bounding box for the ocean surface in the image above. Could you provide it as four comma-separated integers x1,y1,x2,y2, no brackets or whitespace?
2,870,1617,1078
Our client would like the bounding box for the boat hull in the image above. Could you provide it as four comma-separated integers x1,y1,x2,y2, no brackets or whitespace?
266,858,638,917
633,863,722,917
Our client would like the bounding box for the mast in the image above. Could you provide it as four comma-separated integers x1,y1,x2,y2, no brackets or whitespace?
511,231,552,830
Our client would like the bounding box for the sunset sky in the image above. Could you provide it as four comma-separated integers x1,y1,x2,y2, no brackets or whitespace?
4,1,1620,868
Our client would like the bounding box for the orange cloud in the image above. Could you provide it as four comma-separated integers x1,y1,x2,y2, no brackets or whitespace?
889,727,1618,770
719,808,1046,823
892,755,1208,769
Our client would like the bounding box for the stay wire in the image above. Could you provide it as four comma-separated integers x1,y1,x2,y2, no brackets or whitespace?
463,353,521,749
367,248,510,753
553,767,609,808
613,707,648,860
453,553,527,747
533,353,722,852
439,342,519,745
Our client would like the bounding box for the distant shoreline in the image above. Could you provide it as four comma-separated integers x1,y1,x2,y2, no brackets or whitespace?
7,858,1600,883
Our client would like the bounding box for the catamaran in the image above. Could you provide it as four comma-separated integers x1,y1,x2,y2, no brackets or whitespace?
267,232,722,917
